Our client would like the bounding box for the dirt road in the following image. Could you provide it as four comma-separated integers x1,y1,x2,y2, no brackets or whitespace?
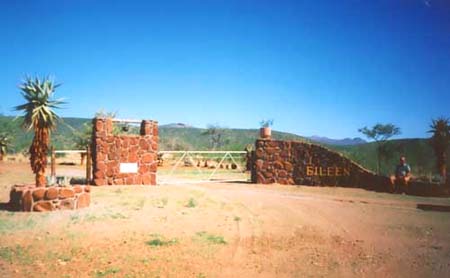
1,162,449,277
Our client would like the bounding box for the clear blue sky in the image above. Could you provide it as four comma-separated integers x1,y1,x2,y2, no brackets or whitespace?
1,0,449,139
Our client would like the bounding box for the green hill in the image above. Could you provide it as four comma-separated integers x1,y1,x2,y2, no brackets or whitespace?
0,115,444,177
328,139,445,177
0,116,90,153
159,126,307,151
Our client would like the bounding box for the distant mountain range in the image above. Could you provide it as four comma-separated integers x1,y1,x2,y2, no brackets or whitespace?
160,123,193,128
161,123,367,146
307,136,367,146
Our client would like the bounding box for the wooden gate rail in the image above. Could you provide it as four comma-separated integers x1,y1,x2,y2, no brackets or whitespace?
158,150,248,183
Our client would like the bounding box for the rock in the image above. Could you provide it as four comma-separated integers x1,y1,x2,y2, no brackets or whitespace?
113,179,124,185
96,151,105,161
32,188,46,201
255,148,265,159
94,179,106,186
96,161,106,172
60,199,75,210
284,162,293,171
94,170,105,179
129,137,138,146
255,159,264,170
266,147,278,155
139,138,149,150
142,175,152,185
108,150,119,161
278,170,288,178
256,173,266,184
23,190,33,212
150,163,157,172
280,150,290,158
95,120,104,132
142,153,154,163
106,164,115,177
128,152,138,162
138,165,148,174
150,174,156,185
45,187,59,200
59,188,75,199
105,119,113,133
135,176,142,185
33,201,54,212
273,161,284,169
77,193,90,209
120,150,128,159
278,178,288,185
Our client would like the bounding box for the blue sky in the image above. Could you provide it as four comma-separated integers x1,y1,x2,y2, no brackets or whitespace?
1,0,449,139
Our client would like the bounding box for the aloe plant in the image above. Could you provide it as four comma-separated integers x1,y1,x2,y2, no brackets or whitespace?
429,117,450,184
15,76,64,187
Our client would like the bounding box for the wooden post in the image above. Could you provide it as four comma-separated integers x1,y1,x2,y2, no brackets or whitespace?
86,145,92,185
51,146,56,185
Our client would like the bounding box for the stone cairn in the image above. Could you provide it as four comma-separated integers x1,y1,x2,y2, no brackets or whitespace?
92,118,158,186
9,184,90,212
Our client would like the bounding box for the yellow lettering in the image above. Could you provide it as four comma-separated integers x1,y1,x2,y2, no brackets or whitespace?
327,167,334,176
306,166,314,176
319,167,325,176
306,165,351,177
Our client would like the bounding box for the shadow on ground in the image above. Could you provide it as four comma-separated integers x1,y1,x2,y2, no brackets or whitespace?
417,204,450,212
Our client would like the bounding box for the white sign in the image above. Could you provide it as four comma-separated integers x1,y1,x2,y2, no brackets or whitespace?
120,163,138,173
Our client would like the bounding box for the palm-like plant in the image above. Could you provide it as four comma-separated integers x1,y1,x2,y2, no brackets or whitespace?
0,133,11,161
428,117,450,184
15,76,64,187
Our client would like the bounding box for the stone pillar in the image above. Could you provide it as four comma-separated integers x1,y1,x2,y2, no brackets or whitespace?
93,117,113,138
92,118,159,186
140,120,154,136
92,118,112,186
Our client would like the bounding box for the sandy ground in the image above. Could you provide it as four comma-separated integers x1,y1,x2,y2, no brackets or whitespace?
0,162,450,277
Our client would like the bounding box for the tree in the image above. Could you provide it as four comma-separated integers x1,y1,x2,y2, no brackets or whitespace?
428,117,450,184
95,108,117,118
0,133,11,161
202,124,228,150
14,76,64,187
358,123,401,175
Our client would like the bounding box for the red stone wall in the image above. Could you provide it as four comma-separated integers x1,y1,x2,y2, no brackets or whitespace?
251,139,448,197
9,184,90,212
252,139,388,188
92,118,158,186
